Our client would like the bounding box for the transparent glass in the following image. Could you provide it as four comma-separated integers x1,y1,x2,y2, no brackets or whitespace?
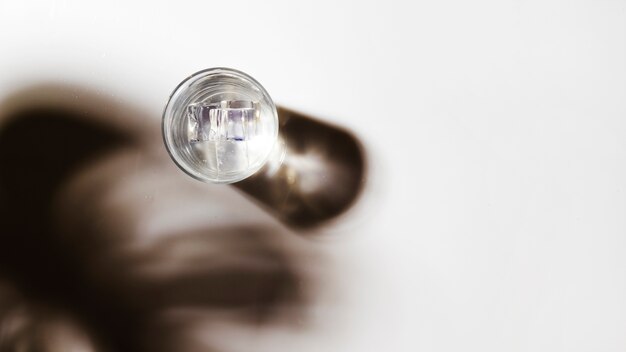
163,68,279,184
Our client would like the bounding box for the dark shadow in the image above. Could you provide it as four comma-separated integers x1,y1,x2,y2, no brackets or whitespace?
234,107,367,230
0,85,308,352
0,106,141,351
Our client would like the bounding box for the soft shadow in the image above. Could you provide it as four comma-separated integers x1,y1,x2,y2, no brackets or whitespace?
235,107,367,230
0,104,140,351
0,85,309,352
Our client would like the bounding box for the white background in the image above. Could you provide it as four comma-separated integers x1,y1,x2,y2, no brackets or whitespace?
1,0,626,351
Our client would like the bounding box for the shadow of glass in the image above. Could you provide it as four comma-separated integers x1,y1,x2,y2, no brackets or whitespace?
235,107,367,230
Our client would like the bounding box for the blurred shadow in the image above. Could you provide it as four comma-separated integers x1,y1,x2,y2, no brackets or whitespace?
0,103,139,351
0,85,309,352
0,282,97,352
235,107,367,229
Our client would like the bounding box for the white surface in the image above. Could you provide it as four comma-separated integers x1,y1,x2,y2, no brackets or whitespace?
1,0,626,351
